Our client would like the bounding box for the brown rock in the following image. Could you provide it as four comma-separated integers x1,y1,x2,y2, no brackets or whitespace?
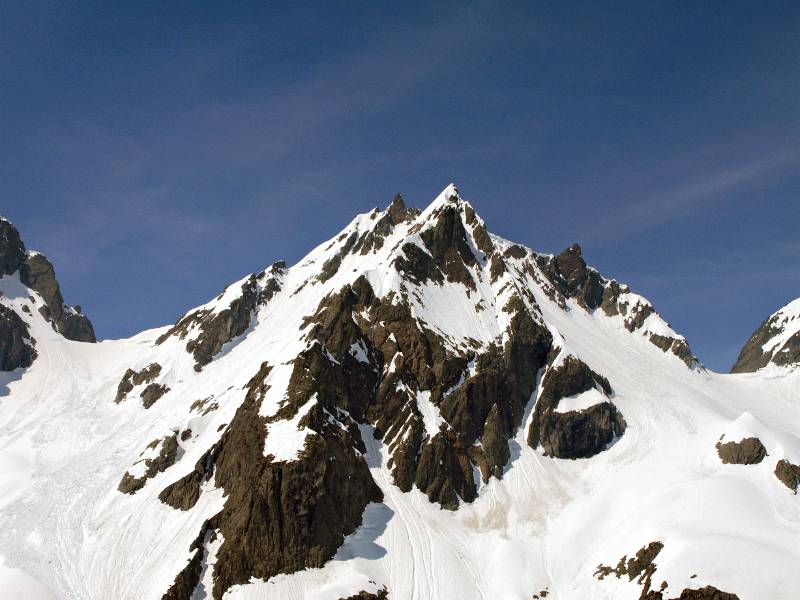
0,304,37,371
141,383,170,409
716,437,767,465
0,218,26,276
118,433,179,494
774,459,800,492
339,587,389,600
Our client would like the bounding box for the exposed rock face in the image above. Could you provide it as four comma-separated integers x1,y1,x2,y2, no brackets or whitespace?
649,333,695,368
595,541,664,595
715,437,767,465
732,299,800,372
0,217,95,343
663,587,739,600
161,517,218,600
20,253,95,342
118,433,179,494
0,218,26,276
150,189,726,597
348,195,417,257
141,383,170,409
596,541,740,600
534,243,695,367
115,363,163,403
339,588,389,600
0,304,37,371
554,244,604,309
775,459,800,492
160,360,382,600
301,274,551,509
527,355,626,459
157,267,284,371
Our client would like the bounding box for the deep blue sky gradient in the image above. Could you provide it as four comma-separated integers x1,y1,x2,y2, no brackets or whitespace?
2,1,798,371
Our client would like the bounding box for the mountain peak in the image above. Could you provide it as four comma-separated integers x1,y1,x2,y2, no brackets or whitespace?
732,297,800,372
423,182,464,214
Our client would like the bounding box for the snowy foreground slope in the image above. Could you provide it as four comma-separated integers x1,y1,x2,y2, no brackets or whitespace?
1,186,799,600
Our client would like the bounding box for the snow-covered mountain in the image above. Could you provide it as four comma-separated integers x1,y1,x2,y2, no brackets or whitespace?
1,185,799,600
732,298,800,373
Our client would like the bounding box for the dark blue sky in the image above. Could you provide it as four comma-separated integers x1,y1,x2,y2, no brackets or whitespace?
2,2,798,371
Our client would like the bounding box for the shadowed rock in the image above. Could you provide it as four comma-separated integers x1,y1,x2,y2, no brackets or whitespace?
0,218,26,276
159,359,382,600
157,275,267,371
118,433,179,494
528,355,625,459
339,588,389,600
20,253,95,342
0,304,36,371
732,303,800,372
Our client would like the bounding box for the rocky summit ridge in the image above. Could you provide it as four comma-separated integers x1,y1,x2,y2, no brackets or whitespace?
0,186,798,600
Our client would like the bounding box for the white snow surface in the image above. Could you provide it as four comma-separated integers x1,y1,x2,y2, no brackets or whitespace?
553,387,608,413
0,185,799,599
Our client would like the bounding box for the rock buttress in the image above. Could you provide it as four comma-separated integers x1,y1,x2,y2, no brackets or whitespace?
160,355,382,600
304,277,551,509
20,253,95,342
527,355,626,459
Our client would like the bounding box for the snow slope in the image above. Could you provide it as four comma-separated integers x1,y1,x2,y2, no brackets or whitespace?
0,185,799,600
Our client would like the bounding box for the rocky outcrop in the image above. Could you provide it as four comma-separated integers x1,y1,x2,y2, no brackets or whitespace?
158,440,219,511
649,334,695,368
303,276,550,509
20,253,95,342
118,433,179,494
775,459,800,492
595,541,664,594
339,588,389,600
0,218,26,276
141,383,170,409
528,355,626,459
158,268,284,371
115,363,162,403
0,304,36,371
159,359,382,600
161,517,219,600
596,541,740,600
732,300,800,372
535,244,603,310
350,195,416,256
716,437,767,465
417,203,479,290
536,401,627,459
663,587,739,600
533,243,695,367
1,218,95,343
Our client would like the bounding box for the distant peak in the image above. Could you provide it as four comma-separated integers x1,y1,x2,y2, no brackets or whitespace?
423,183,468,218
